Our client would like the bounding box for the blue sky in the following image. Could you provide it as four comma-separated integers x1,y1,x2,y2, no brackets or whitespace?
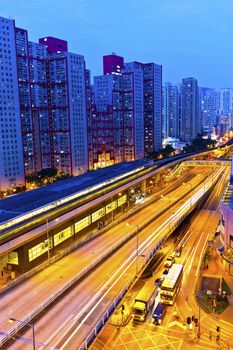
1,0,233,87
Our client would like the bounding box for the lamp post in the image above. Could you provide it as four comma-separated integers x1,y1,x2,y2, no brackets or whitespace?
9,317,35,350
126,222,139,274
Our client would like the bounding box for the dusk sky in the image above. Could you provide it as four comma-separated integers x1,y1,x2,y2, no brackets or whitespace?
1,0,233,88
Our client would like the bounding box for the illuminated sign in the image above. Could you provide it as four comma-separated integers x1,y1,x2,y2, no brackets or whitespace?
118,195,127,206
7,252,19,265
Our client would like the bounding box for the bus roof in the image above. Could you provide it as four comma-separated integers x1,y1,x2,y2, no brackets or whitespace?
161,264,183,290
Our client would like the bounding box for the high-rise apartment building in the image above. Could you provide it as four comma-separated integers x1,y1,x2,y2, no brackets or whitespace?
144,63,162,154
219,89,233,114
90,55,162,169
93,67,124,166
15,28,47,174
1,16,164,189
0,15,88,193
180,77,200,142
163,82,179,139
123,61,145,161
199,87,215,136
92,59,144,165
0,17,25,191
103,54,124,75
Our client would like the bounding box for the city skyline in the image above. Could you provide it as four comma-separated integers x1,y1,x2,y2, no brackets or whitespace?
1,12,233,193
0,2,233,348
1,0,233,88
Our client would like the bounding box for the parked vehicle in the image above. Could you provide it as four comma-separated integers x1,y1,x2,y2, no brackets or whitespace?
174,246,182,257
153,303,166,324
164,256,175,268
154,277,165,288
132,285,158,322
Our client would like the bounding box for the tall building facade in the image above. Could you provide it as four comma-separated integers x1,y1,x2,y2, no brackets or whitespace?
180,77,200,142
163,82,179,139
15,28,47,174
0,15,88,193
1,16,164,189
93,68,123,166
103,54,124,75
199,87,215,136
144,63,162,154
0,17,25,191
92,59,144,166
123,61,145,161
219,89,233,114
90,55,162,169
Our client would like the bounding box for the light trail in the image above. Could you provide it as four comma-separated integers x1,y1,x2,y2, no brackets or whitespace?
38,314,74,350
51,170,225,349
186,232,204,275
183,246,195,274
181,246,192,266
195,234,209,277
4,165,225,350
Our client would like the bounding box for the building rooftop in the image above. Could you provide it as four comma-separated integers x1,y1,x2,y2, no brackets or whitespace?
0,160,151,224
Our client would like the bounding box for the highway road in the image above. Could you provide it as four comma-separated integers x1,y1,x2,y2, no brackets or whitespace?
0,163,227,349
91,166,232,350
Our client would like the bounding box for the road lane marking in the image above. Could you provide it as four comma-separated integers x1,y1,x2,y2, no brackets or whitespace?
187,232,204,275
167,320,187,330
46,168,225,349
184,301,192,311
39,313,75,349
195,234,209,277
183,246,195,273
181,246,192,266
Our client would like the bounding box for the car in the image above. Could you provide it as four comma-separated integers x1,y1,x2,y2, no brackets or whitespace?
153,303,166,325
164,256,175,268
174,247,182,257
162,269,169,275
154,276,165,287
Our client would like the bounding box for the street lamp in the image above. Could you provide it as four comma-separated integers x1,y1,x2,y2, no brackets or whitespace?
126,222,139,274
9,317,35,350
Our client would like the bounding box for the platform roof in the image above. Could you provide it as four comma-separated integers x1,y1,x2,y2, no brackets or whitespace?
0,160,150,224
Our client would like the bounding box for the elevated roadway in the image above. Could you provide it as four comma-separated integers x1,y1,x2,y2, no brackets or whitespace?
0,163,229,349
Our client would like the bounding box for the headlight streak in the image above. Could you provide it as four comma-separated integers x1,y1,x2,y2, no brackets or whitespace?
49,168,225,349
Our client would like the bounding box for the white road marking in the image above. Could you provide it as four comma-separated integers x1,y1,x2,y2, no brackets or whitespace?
195,234,209,276
187,232,204,275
